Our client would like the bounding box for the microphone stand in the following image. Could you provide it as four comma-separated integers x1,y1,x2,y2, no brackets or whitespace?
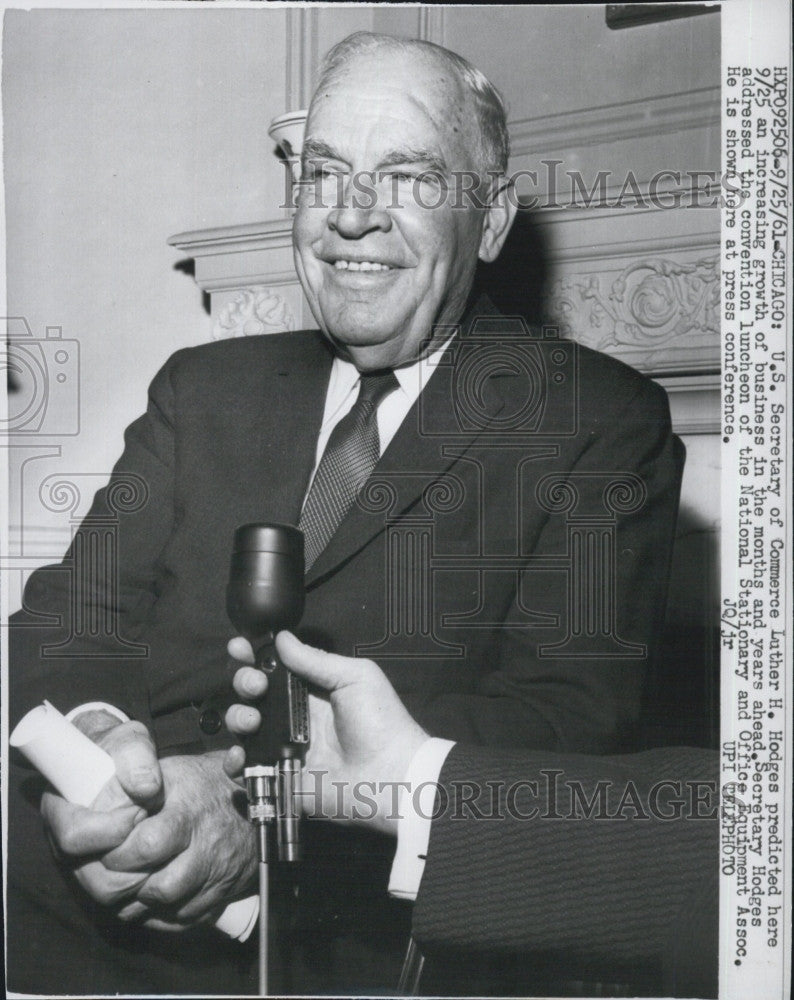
243,750,303,996
226,524,308,998
398,937,425,995
244,766,275,996
258,857,269,996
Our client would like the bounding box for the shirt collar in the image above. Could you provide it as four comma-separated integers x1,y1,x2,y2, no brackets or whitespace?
327,334,454,412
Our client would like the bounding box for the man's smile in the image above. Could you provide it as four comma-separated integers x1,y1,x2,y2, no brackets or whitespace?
318,252,413,288
333,260,393,271
317,247,413,270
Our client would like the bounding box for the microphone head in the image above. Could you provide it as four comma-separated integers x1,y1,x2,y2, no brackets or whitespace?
227,523,305,638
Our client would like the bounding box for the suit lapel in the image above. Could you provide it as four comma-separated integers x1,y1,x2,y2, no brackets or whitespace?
305,299,525,587
247,333,334,526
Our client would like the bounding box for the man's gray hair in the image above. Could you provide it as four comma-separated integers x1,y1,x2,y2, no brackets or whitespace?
314,31,510,176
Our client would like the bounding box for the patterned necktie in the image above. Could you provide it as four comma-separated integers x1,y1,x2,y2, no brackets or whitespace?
299,369,399,570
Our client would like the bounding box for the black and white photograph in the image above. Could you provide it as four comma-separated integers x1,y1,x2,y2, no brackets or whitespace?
1,2,790,998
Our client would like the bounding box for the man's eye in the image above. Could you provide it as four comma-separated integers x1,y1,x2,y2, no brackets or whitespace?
388,170,445,189
303,165,346,183
383,171,442,186
418,170,445,187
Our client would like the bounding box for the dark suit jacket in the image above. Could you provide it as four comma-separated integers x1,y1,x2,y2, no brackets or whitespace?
12,310,683,748
9,305,685,993
414,745,718,998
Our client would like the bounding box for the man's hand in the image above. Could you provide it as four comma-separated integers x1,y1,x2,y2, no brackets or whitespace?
224,631,429,835
42,713,255,930
41,714,164,914
100,750,257,928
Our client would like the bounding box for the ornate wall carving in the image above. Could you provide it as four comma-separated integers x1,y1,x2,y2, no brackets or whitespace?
212,286,296,340
545,255,719,368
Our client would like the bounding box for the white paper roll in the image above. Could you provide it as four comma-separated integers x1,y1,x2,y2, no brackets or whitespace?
10,701,115,807
10,701,258,940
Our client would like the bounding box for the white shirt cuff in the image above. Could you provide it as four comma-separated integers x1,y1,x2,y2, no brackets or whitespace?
388,737,455,901
65,702,130,725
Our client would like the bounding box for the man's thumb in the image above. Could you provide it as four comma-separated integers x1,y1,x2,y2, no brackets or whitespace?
102,721,163,808
276,631,364,693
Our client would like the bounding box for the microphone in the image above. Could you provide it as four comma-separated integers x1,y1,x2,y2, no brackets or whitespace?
226,522,308,863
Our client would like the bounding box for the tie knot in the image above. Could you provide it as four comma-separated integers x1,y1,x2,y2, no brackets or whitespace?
357,370,399,408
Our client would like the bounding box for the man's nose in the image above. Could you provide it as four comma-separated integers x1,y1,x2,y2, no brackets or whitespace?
327,175,392,238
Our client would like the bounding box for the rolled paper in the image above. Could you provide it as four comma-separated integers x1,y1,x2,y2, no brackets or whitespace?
10,701,258,941
10,701,115,807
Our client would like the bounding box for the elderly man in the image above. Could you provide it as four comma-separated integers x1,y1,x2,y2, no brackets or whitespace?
8,32,683,996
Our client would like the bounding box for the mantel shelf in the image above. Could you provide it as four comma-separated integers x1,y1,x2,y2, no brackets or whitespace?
168,204,721,436
169,218,294,258
168,217,300,297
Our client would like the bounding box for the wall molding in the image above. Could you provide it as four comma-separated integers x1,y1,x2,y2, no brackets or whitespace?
6,523,73,559
509,86,720,158
655,374,720,435
169,220,298,294
544,228,719,265
286,7,319,110
169,218,293,258
417,7,446,44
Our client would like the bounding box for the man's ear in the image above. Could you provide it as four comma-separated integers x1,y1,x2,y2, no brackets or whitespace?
478,176,518,263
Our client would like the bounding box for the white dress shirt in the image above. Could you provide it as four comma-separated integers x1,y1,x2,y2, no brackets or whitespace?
307,338,452,489
388,737,456,900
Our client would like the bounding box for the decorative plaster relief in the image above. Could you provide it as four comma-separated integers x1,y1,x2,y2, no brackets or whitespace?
545,256,719,357
212,286,296,340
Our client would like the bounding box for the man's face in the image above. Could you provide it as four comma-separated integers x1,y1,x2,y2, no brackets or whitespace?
293,51,490,370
